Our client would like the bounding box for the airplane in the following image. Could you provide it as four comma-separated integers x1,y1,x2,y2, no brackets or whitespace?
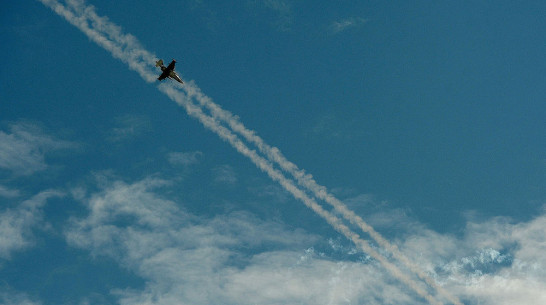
155,59,183,84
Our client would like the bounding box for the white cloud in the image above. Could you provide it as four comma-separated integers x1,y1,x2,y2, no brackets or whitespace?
107,114,151,142
115,249,416,305
0,185,20,198
248,0,294,31
307,114,367,141
0,289,41,305
0,122,74,176
338,193,546,305
167,151,202,167
0,190,63,259
62,175,546,305
391,208,546,305
213,165,238,184
248,183,290,203
65,177,425,305
329,17,368,34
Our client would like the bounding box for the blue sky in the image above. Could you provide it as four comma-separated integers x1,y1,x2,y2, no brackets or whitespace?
1,1,545,304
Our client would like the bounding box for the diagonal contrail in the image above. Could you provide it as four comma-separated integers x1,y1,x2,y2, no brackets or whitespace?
162,83,441,305
38,1,460,304
182,83,463,305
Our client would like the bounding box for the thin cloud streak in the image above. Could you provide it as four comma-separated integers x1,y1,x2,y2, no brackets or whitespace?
0,122,74,176
329,17,368,34
38,1,448,303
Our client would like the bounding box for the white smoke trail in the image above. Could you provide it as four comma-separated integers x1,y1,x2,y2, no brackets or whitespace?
160,84,441,305
183,82,463,305
40,0,158,83
38,1,456,304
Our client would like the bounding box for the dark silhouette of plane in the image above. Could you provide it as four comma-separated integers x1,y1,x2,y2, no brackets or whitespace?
156,59,183,84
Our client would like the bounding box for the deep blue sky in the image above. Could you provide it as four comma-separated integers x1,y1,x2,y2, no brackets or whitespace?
1,1,545,304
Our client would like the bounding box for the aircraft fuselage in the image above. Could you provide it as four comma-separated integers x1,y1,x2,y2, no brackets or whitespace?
168,71,183,83
156,59,183,84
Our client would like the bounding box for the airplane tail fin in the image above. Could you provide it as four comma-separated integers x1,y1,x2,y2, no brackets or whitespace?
155,59,164,67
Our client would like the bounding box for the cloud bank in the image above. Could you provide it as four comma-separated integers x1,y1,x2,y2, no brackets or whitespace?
64,177,546,305
65,177,426,305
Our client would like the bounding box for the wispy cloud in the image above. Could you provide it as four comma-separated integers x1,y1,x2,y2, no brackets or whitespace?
213,164,238,184
405,208,546,305
107,114,151,142
0,121,74,176
167,151,202,167
329,17,368,35
248,183,290,203
0,190,63,259
65,178,419,305
0,185,20,198
0,289,41,305
248,0,294,31
307,113,368,141
65,176,546,305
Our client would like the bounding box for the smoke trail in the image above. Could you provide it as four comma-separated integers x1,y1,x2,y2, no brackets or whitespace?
183,82,463,305
38,1,455,304
166,83,442,305
39,0,158,83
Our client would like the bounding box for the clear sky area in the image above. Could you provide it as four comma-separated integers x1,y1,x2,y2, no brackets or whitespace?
1,1,545,304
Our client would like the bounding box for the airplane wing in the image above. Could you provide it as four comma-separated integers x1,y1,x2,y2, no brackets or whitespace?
158,70,170,80
166,60,176,71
